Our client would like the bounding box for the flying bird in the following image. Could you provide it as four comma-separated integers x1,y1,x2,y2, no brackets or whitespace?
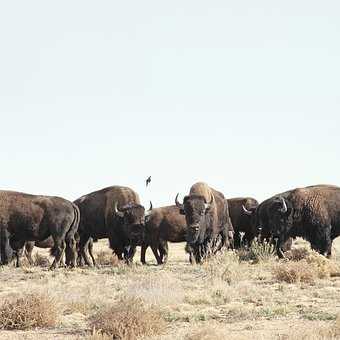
146,176,152,187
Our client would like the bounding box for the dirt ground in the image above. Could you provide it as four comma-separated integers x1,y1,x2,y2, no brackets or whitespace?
0,238,339,340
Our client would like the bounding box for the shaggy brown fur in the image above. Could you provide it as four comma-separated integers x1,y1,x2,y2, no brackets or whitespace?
176,182,233,263
267,184,340,257
227,197,259,247
74,186,146,266
142,205,187,265
0,190,79,269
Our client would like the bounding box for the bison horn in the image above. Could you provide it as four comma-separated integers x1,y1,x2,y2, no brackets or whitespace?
149,201,153,211
175,193,184,209
113,202,124,217
204,194,214,210
242,205,253,215
280,197,288,213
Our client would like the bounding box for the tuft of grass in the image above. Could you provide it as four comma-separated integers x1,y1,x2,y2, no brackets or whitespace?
34,252,51,267
202,250,243,284
0,294,58,330
89,297,166,339
85,330,112,340
238,238,276,263
95,250,119,266
273,248,340,284
273,260,317,284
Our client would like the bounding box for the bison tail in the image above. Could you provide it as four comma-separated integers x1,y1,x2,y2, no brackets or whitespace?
66,204,80,238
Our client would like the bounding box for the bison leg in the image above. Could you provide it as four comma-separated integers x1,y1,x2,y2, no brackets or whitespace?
87,238,96,266
123,245,136,264
141,243,148,265
50,238,66,269
150,244,163,265
79,234,93,266
24,242,35,266
159,241,169,264
9,238,25,268
65,234,77,268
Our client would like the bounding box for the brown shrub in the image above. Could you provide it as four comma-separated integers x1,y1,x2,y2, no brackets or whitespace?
95,250,119,266
89,297,166,339
273,260,318,284
0,294,58,330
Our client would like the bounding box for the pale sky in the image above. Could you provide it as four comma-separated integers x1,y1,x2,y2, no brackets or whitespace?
0,1,339,207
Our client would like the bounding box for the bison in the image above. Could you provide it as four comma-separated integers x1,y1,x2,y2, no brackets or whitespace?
227,197,259,248
0,190,79,269
141,203,189,265
75,186,148,266
242,192,293,252
264,184,340,258
175,182,233,263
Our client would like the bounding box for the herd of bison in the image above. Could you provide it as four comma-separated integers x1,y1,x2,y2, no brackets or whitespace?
0,182,340,269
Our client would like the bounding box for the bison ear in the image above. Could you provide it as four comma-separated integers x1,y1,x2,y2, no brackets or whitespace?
179,208,185,215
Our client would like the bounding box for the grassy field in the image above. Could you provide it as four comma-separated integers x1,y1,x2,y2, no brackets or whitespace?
0,238,339,340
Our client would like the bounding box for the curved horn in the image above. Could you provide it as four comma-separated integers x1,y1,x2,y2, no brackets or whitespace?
114,201,119,214
175,193,183,209
149,201,153,211
280,197,288,213
242,205,253,216
113,202,124,217
204,194,214,210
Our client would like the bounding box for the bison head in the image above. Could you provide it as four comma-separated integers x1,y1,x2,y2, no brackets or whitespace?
267,196,293,257
114,202,150,245
175,193,213,246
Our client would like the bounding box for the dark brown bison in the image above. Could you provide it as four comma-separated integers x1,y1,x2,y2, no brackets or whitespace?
243,192,293,252
227,197,259,247
24,235,95,267
265,184,340,258
175,182,233,263
0,190,79,269
141,203,189,265
74,186,148,266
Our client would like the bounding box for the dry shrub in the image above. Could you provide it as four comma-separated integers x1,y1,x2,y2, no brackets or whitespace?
238,238,276,263
185,324,227,340
96,250,119,266
273,260,317,284
89,297,166,339
274,247,340,284
34,252,50,267
202,250,243,284
0,294,57,330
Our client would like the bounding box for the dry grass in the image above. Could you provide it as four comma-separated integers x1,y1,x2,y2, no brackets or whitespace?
33,252,51,267
202,250,244,284
0,239,339,339
95,250,120,266
185,324,228,340
0,294,58,330
273,247,340,284
238,238,276,263
89,297,166,339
